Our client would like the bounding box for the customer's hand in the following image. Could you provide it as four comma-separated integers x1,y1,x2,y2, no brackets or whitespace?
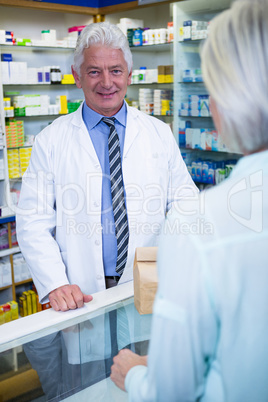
49,284,93,311
110,349,147,391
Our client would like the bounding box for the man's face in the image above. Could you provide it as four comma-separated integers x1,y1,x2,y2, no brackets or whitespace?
72,45,132,117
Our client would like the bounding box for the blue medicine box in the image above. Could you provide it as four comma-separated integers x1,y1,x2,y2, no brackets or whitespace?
1,53,12,62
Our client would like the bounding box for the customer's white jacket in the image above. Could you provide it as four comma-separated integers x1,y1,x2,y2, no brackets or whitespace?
16,102,196,303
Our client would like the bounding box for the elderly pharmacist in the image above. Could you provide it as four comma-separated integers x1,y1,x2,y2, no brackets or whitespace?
111,1,268,400
16,22,196,311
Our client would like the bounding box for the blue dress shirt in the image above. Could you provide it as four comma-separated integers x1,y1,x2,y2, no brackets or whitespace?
82,102,127,277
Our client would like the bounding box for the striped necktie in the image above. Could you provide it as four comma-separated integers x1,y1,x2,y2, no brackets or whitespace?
102,117,129,277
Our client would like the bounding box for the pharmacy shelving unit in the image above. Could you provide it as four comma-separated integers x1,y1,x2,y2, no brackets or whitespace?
1,40,175,203
1,43,84,207
173,0,230,138
172,0,242,188
0,43,84,305
0,215,23,304
0,64,20,306
127,42,174,124
0,62,13,218
1,41,174,200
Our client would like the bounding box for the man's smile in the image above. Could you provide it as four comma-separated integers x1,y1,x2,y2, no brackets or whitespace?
98,91,117,99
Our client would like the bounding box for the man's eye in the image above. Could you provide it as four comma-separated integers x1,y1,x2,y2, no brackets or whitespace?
112,70,121,75
88,71,98,76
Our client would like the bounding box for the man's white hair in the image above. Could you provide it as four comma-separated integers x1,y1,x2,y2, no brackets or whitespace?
73,22,133,76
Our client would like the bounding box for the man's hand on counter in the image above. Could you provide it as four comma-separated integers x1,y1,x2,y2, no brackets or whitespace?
49,284,93,312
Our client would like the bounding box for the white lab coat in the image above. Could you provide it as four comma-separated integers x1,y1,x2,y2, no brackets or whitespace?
16,102,196,304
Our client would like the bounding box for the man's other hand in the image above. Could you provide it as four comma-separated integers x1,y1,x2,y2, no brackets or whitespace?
49,284,93,311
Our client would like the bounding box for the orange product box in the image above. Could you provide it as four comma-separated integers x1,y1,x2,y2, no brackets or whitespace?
35,293,43,312
42,302,51,310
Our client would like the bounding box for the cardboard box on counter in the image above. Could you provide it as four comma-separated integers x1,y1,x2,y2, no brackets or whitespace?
133,247,158,315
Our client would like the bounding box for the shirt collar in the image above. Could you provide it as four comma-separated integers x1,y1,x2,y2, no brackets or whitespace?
82,101,127,130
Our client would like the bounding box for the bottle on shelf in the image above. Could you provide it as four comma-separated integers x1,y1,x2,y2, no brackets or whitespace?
50,66,61,84
56,66,62,84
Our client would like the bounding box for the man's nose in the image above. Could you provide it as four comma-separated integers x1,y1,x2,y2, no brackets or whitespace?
101,72,112,88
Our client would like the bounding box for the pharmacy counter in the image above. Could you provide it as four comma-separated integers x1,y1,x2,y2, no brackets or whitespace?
0,281,152,401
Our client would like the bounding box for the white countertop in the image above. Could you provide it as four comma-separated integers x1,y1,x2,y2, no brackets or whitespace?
0,281,134,352
64,377,128,402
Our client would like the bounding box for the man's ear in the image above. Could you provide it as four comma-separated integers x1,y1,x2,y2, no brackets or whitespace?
127,70,132,86
71,65,82,89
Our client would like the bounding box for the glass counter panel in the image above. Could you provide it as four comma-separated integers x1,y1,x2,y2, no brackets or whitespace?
0,297,152,401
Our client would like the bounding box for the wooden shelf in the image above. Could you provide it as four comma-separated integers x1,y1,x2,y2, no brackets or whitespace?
14,279,32,286
0,0,98,16
0,284,12,291
0,367,43,401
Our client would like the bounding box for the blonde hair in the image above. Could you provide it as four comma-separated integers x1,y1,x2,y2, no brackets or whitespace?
201,0,268,154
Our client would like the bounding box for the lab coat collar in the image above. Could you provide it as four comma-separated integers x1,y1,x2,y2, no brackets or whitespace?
70,102,99,165
82,101,127,130
123,102,142,158
70,101,142,160
71,101,86,128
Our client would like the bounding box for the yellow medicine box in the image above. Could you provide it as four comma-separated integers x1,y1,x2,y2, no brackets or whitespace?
19,295,28,317
61,74,75,84
28,290,37,314
0,307,4,325
3,304,12,323
157,65,166,83
22,291,32,315
7,301,19,320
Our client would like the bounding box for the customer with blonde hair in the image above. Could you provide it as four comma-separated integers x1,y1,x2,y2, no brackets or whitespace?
111,0,268,400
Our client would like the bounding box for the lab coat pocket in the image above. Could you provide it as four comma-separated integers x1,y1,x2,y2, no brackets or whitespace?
62,316,110,365
142,159,168,217
146,151,168,168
